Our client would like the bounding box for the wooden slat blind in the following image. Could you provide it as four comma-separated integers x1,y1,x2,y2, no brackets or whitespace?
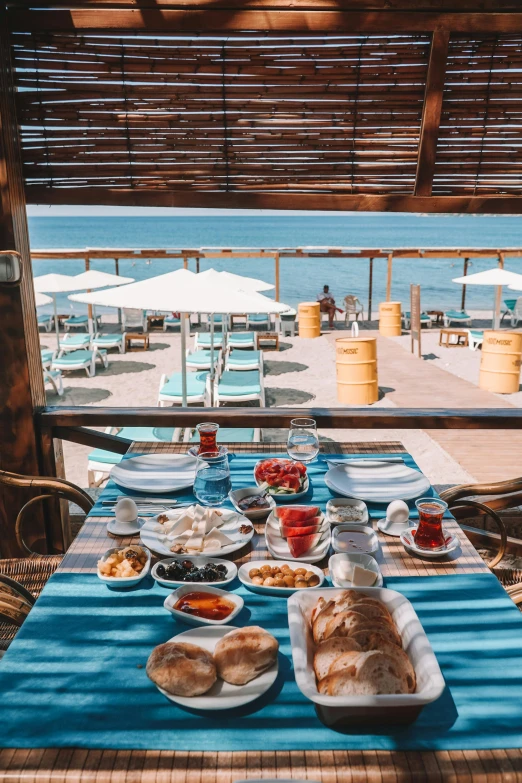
12,32,431,195
433,35,522,195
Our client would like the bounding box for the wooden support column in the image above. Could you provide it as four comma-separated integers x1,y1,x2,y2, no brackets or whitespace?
196,258,200,274
85,255,93,327
274,252,280,302
414,31,450,196
494,252,505,328
183,256,188,270
461,258,469,311
368,258,374,321
0,13,65,556
386,254,393,301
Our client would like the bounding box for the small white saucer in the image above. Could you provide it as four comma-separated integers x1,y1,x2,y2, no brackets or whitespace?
377,518,410,537
400,528,460,559
107,517,143,537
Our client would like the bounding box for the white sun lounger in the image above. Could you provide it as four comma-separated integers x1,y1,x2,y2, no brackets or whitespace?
58,333,91,353
163,316,181,331
225,349,263,371
43,369,64,396
158,371,209,406
213,369,265,406
194,332,224,350
467,330,484,351
52,348,108,377
63,314,90,332
91,332,126,353
41,348,54,369
444,310,472,327
186,349,222,371
227,331,256,349
38,313,54,332
247,314,270,329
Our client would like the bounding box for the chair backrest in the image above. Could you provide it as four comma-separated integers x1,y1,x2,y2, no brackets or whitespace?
514,297,522,316
344,295,360,312
122,308,146,331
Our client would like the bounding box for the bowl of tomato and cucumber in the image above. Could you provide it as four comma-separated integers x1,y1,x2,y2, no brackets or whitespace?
254,458,310,501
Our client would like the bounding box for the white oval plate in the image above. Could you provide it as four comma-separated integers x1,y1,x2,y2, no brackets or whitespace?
400,528,460,559
254,459,310,502
140,507,254,558
153,625,279,710
238,559,325,595
265,523,330,563
110,454,197,494
377,517,410,537
325,462,430,503
152,556,237,588
266,510,327,535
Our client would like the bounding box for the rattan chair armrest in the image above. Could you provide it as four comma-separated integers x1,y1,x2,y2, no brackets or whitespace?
441,478,522,505
449,499,507,569
0,576,35,606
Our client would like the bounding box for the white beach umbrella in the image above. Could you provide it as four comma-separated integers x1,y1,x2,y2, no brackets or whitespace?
452,267,522,329
72,270,135,289
35,292,52,307
71,268,290,405
198,269,274,293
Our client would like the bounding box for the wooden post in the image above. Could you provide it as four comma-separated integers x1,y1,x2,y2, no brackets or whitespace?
183,257,188,270
495,252,505,329
461,258,469,311
85,255,93,327
386,254,393,301
0,13,64,556
114,258,121,325
196,258,200,273
368,257,374,321
274,252,280,302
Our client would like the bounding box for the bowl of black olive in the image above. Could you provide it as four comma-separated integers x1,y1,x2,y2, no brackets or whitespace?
229,486,276,520
151,556,237,588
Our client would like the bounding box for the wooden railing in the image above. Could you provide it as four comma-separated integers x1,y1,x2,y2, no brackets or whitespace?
37,406,522,455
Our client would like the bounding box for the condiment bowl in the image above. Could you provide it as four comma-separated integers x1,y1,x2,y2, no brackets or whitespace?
152,556,237,588
328,553,383,588
163,583,244,626
326,498,368,526
331,524,379,555
229,486,276,520
238,559,325,596
97,546,151,587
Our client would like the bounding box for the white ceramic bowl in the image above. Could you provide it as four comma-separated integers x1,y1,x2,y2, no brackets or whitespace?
328,552,383,588
331,524,379,555
326,498,368,526
254,459,310,502
163,583,244,626
238,559,325,596
152,556,237,588
97,545,151,587
228,486,276,520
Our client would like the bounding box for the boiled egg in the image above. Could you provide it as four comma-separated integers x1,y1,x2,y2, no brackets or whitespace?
115,497,138,524
386,499,409,524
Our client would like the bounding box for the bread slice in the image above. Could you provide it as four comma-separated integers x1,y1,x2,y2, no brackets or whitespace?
310,597,332,627
344,602,393,625
311,591,360,643
323,610,370,641
350,631,416,692
345,619,402,647
350,597,393,622
313,636,362,681
321,650,410,696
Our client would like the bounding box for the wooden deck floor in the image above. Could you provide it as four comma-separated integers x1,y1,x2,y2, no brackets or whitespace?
327,329,521,483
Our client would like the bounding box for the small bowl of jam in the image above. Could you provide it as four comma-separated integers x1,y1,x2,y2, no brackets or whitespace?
229,486,276,520
163,584,244,626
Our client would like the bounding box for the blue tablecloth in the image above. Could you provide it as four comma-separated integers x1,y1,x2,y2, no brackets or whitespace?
91,452,443,520
1,572,522,751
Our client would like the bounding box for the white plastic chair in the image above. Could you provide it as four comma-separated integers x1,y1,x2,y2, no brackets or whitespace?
344,295,364,323
511,297,522,327
122,308,147,332
91,332,126,354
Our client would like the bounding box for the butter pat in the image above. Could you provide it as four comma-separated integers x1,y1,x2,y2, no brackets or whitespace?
352,564,377,587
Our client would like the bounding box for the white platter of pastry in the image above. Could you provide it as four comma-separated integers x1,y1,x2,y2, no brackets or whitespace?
147,625,279,710
140,503,254,557
287,587,445,726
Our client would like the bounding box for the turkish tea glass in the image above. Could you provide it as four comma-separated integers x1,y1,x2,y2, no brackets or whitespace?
414,498,448,550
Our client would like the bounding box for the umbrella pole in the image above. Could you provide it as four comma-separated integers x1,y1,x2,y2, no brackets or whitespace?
210,314,215,407
494,285,502,330
53,295,60,351
181,313,188,407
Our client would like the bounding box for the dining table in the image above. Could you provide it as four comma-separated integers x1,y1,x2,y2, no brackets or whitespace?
1,439,522,782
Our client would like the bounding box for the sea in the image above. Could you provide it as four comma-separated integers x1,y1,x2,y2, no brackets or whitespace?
29,213,522,314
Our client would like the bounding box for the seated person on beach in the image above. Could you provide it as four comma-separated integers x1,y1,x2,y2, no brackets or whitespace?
317,285,343,327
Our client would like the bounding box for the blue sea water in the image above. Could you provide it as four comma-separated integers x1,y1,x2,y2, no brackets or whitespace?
28,213,522,313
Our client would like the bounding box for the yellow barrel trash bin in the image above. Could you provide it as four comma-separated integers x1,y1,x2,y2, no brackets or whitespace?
336,336,379,405
379,301,402,337
299,302,321,338
479,330,522,394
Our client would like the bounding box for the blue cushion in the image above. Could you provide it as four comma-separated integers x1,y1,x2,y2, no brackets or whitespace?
60,334,90,347
196,333,223,347
186,350,218,366
469,330,484,339
248,314,268,322
218,370,261,396
41,349,54,363
93,334,123,345
38,314,52,323
228,332,255,345
53,349,93,366
190,428,255,443
161,372,208,397
504,299,517,311
165,317,180,324
445,310,470,319
64,315,88,324
227,350,261,366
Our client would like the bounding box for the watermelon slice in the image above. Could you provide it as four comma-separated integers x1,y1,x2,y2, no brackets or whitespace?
277,506,320,523
281,524,322,538
288,533,321,559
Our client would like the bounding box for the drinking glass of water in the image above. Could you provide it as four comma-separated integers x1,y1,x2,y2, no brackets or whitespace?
193,451,232,506
287,418,319,463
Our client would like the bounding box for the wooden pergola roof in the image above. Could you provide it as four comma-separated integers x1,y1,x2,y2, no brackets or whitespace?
6,0,522,213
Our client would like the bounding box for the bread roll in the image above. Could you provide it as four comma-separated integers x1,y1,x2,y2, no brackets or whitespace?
320,650,410,696
313,636,362,681
146,641,217,697
213,626,278,685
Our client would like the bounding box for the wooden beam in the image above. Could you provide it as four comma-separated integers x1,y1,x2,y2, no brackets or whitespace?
8,9,522,33
8,1,522,9
37,406,522,430
0,12,59,557
414,31,450,197
51,427,132,453
24,189,522,214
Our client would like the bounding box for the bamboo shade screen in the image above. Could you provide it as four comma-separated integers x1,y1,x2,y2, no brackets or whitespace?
13,33,431,195
433,36,522,195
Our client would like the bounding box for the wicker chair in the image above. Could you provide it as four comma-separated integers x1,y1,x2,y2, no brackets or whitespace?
0,470,94,651
440,477,522,607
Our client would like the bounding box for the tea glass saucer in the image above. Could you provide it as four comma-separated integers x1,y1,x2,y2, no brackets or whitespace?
400,527,460,559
